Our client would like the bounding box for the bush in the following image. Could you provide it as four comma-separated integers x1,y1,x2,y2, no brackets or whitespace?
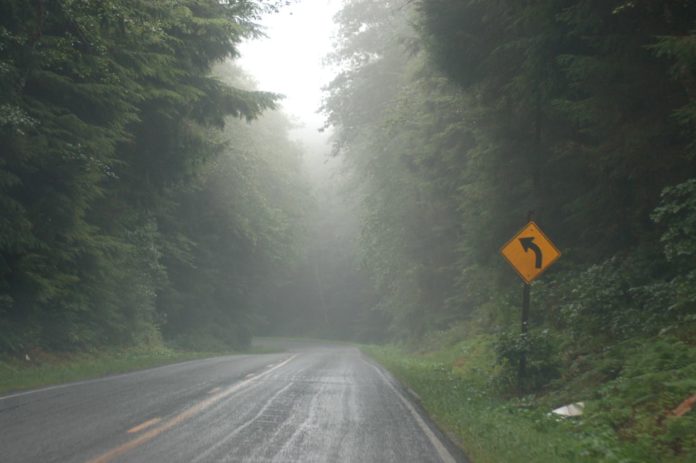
584,336,696,460
538,247,687,344
494,328,562,393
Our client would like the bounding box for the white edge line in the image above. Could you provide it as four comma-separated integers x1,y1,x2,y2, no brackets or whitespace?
369,362,457,463
0,353,282,401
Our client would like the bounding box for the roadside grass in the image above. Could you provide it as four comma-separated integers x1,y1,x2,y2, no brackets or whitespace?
0,344,274,396
364,340,585,463
364,335,696,463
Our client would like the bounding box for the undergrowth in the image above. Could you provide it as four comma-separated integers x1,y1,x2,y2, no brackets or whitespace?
364,328,696,463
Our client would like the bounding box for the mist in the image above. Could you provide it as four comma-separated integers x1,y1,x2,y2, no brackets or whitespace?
3,1,696,461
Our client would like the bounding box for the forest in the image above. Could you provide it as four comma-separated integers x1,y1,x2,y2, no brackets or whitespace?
320,1,696,461
0,0,311,351
1,0,696,461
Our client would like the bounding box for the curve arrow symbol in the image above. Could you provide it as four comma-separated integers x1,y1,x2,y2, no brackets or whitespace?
519,237,543,269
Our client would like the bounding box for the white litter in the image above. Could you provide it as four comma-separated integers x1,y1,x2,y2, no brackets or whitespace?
551,402,585,417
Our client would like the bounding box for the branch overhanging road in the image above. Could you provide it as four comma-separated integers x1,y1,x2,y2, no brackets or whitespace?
0,340,467,463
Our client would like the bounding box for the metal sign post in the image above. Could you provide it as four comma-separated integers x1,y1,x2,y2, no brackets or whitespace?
501,219,560,392
519,282,530,392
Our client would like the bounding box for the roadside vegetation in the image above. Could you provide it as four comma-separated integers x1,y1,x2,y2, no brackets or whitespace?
0,339,285,396
326,2,696,461
0,1,307,355
0,346,220,395
365,325,696,463
2,1,695,459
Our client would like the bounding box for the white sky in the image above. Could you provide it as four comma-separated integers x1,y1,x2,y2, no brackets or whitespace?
237,0,343,133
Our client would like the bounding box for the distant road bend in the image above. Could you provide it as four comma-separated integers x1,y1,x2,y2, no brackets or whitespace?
0,341,467,462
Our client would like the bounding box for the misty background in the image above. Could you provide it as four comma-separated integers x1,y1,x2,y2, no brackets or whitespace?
2,0,696,403
2,1,696,459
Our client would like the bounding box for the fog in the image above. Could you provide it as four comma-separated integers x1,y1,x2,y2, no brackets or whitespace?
235,0,380,340
1,0,692,368
3,2,694,459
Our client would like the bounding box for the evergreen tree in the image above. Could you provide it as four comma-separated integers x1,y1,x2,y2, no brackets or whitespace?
0,0,284,351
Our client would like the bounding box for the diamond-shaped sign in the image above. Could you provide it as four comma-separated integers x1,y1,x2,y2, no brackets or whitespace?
501,221,561,284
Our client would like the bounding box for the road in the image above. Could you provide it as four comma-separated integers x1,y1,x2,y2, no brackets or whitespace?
0,341,467,462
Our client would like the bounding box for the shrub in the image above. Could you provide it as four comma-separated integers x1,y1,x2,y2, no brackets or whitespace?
494,328,562,393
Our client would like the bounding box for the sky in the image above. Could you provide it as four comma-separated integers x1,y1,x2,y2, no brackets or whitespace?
237,0,343,134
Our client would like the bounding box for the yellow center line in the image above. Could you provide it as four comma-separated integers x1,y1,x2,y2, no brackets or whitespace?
127,418,161,434
86,354,297,463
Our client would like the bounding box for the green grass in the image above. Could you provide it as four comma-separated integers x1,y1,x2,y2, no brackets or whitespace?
0,346,235,395
0,337,293,396
363,335,696,463
364,340,585,463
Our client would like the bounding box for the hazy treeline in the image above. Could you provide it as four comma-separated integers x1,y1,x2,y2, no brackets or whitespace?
324,0,696,368
320,2,696,456
0,0,306,352
3,0,696,370
255,147,380,341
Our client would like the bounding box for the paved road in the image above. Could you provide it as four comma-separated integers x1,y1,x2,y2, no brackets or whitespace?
0,341,466,462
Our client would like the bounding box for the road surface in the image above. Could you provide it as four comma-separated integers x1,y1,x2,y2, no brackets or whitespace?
0,341,467,462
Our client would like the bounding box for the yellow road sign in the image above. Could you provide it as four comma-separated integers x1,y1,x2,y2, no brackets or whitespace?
501,221,560,284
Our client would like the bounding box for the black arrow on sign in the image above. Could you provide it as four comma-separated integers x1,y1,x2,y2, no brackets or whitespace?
519,237,542,269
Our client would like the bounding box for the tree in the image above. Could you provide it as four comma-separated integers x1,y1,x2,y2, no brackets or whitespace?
0,0,281,351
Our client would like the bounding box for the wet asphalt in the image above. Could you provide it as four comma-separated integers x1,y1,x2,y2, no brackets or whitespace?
0,341,467,463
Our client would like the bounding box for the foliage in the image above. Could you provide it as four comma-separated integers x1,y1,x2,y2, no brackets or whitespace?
158,96,308,349
586,337,696,460
494,328,562,393
323,1,477,338
323,0,696,370
653,179,696,261
0,345,229,395
364,342,585,463
323,0,696,458
0,1,305,352
366,335,696,463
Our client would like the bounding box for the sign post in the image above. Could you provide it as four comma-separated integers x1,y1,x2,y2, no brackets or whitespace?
501,220,560,392
519,281,530,391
